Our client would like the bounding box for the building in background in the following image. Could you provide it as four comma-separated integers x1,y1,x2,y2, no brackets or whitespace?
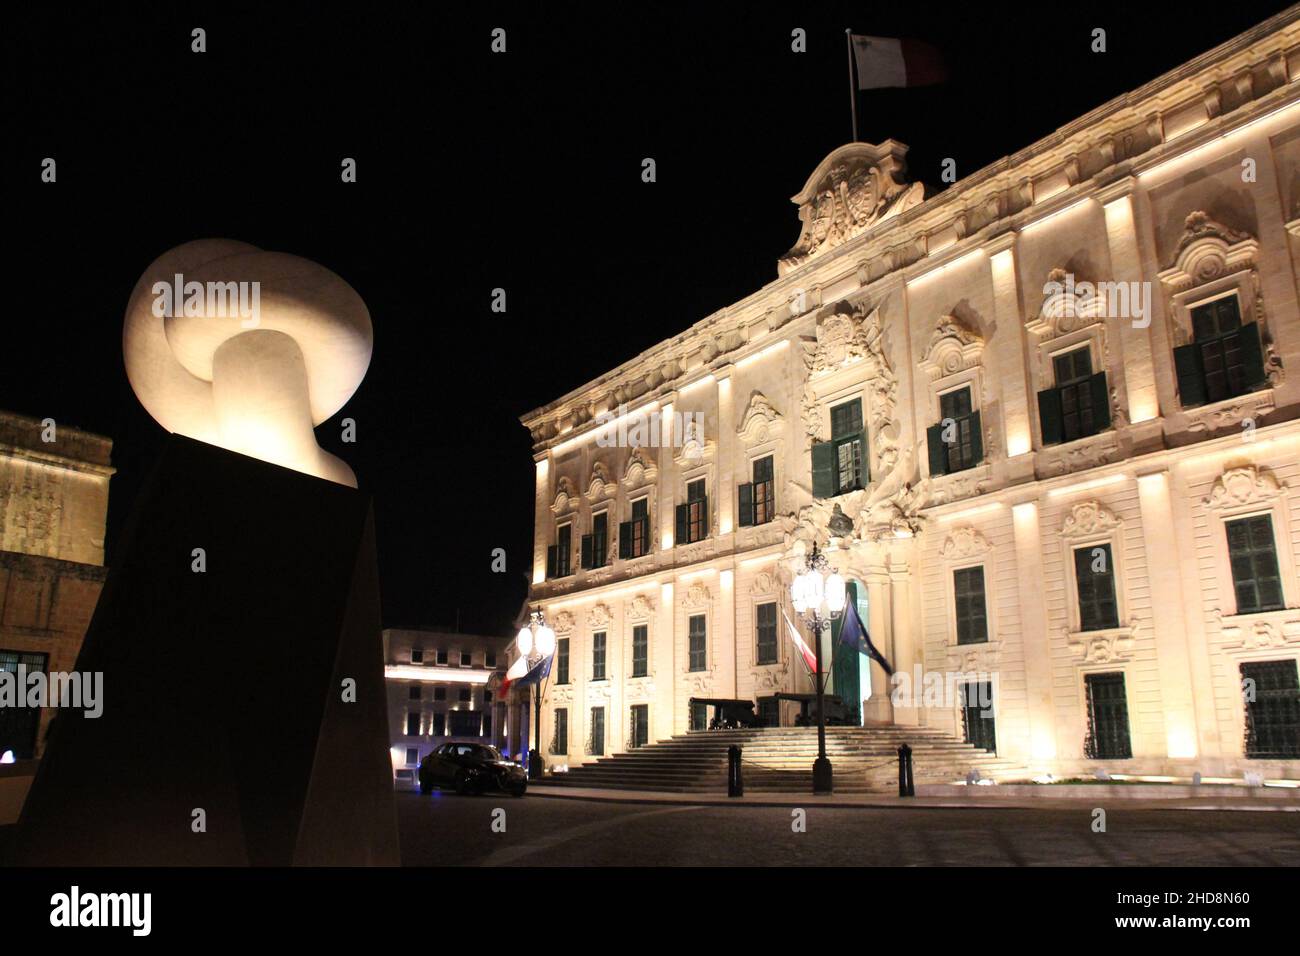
0,411,113,762
520,10,1300,781
384,627,522,786
0,411,113,824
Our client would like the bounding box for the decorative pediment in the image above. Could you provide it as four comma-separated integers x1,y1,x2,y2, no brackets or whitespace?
737,391,785,444
587,603,612,629
1158,211,1258,292
628,593,654,620
749,570,778,595
551,476,578,514
585,461,615,502
673,430,716,466
1026,268,1108,338
1060,500,1122,539
939,526,992,560
551,610,575,635
779,141,926,276
622,446,659,488
1204,465,1285,510
801,303,899,457
682,583,712,609
918,314,984,378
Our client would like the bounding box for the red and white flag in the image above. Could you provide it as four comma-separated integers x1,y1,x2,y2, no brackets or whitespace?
495,655,529,700
850,35,946,90
782,607,819,676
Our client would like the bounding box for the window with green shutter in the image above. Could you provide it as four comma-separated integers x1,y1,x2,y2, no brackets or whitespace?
551,524,572,578
688,614,707,671
1038,347,1110,446
1241,660,1300,758
1074,543,1119,631
552,708,568,755
584,512,608,569
1175,296,1267,407
632,624,648,677
592,631,607,680
928,387,983,475
556,638,569,684
1084,672,1132,759
752,456,775,523
756,601,778,664
960,680,997,753
588,707,605,755
953,566,988,645
813,399,867,497
1226,515,1284,614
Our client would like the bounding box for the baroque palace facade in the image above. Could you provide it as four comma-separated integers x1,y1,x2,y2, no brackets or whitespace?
520,8,1300,779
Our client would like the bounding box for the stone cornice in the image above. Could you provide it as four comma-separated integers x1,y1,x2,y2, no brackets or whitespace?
521,8,1300,451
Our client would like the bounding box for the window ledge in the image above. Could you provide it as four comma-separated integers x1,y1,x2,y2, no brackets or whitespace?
1064,622,1138,663
1216,607,1300,651
1178,387,1274,429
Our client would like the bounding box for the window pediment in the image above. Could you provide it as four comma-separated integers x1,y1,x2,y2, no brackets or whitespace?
737,391,785,444
1158,211,1258,293
918,314,984,379
1204,464,1285,511
1060,500,1122,539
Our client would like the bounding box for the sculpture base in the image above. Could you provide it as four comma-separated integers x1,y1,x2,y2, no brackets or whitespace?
4,435,398,866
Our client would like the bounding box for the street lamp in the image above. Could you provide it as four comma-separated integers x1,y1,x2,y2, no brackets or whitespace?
790,542,846,794
515,609,556,780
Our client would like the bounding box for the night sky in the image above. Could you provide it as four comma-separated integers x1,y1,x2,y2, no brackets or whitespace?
4,2,1292,635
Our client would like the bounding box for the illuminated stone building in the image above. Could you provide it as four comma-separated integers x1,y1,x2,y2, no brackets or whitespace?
520,9,1300,780
383,627,512,785
0,411,113,763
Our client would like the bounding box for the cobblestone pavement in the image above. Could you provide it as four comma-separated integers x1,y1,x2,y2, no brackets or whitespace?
395,790,1300,866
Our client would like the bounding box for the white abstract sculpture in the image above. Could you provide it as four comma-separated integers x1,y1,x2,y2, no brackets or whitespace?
123,240,372,487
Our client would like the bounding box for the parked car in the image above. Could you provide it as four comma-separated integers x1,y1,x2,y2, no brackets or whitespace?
419,742,527,796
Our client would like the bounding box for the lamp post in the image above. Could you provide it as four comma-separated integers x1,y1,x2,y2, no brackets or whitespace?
790,542,846,794
515,609,556,780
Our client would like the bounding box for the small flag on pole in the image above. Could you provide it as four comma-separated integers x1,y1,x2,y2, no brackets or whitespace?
497,654,543,700
837,597,894,677
849,35,946,90
782,607,819,676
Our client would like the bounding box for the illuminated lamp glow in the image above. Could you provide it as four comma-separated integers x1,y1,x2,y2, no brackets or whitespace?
515,626,533,656
534,625,556,658
0,749,14,765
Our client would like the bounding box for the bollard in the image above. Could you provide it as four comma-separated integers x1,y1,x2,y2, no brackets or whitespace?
728,744,744,797
898,743,914,797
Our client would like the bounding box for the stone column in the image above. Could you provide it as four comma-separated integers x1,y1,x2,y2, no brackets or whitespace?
1098,178,1161,445
861,561,895,724
987,232,1035,479
1011,499,1056,767
888,542,920,726
1135,469,1200,762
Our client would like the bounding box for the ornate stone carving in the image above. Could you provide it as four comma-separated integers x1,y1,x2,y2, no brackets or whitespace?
736,391,785,444
1158,211,1258,296
1026,267,1108,339
940,526,992,560
585,461,614,502
1204,465,1285,510
682,583,712,609
918,313,984,378
626,679,656,702
1217,609,1300,649
1065,624,1136,663
587,603,612,629
750,662,790,692
551,476,577,515
1060,500,1122,539
551,610,575,635
628,593,655,620
779,141,926,276
749,570,777,595
1037,435,1122,479
622,446,659,488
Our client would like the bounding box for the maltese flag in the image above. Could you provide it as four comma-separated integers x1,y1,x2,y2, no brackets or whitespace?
496,655,530,700
850,35,946,89
782,607,819,677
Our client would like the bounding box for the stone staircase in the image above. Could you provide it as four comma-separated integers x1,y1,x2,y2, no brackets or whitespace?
536,725,1031,793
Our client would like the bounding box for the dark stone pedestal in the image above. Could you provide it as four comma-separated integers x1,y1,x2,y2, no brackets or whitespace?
5,435,399,866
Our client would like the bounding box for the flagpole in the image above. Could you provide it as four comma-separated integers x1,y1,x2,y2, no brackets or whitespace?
845,29,858,143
